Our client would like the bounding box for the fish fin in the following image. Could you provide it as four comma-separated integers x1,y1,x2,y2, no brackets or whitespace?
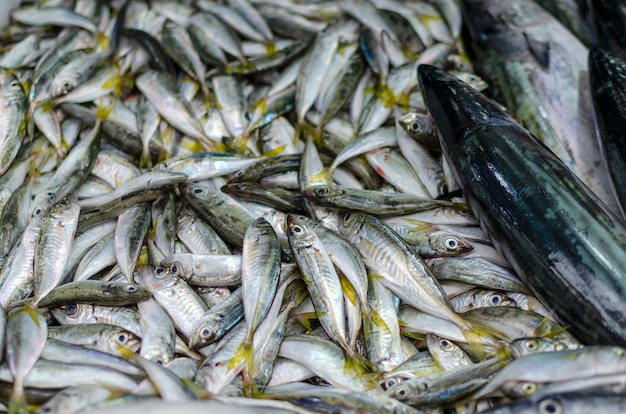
403,218,433,232
295,122,315,144
228,132,251,155
115,342,138,360
367,306,391,335
202,87,217,109
139,151,153,169
8,389,27,414
96,32,111,51
494,342,514,366
368,273,385,280
343,351,373,378
339,274,358,306
296,311,319,331
22,306,41,326
376,83,396,108
309,167,332,186
240,336,259,397
523,32,550,68
101,72,121,91
459,321,504,361
261,144,286,158
451,202,473,216
228,342,247,370
95,98,115,121
265,39,277,57
312,125,324,148
243,337,254,376
137,245,150,266
534,315,570,339
251,96,268,114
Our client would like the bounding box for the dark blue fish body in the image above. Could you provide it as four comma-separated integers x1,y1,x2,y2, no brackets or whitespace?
589,47,626,218
418,63,626,346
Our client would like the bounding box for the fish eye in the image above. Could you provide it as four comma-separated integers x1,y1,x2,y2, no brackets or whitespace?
117,333,128,344
155,266,166,276
125,285,137,292
291,224,303,234
444,237,458,250
169,263,181,275
385,378,397,388
63,304,79,316
439,339,453,350
411,121,419,131
41,408,52,413
156,359,164,365
539,398,562,414
525,339,538,351
522,382,537,395
57,198,71,209
33,208,42,217
490,294,501,305
316,187,328,196
201,328,211,338
9,80,18,88
342,213,352,223
395,386,408,399
192,187,203,194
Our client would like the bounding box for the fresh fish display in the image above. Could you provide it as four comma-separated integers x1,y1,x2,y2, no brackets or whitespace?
0,0,621,413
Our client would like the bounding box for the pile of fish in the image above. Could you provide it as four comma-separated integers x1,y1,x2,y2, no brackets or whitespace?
0,0,625,412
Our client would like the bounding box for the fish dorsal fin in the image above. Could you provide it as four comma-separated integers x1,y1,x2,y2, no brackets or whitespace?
523,32,550,68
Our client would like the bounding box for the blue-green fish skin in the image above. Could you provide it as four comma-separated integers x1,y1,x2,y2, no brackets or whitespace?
419,63,626,346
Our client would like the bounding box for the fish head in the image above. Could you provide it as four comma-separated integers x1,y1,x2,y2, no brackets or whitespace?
189,317,222,350
429,231,474,256
51,303,92,325
399,112,432,138
337,211,365,242
0,71,26,102
286,214,317,249
302,184,343,202
103,327,142,354
134,265,175,292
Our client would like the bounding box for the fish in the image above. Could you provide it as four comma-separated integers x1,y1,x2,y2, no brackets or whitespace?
419,63,626,346
0,0,610,412
462,0,619,214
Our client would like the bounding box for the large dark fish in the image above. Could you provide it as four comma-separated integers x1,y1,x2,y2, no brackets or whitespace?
588,47,626,217
418,63,626,346
461,0,620,215
589,0,626,61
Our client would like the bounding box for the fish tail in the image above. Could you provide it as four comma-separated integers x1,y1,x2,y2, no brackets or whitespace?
227,340,248,370
343,349,373,380
261,144,286,157
8,382,27,414
95,98,115,121
243,336,254,376
296,311,319,332
139,147,153,169
458,319,503,361
310,167,333,186
240,335,260,397
96,32,111,51
265,39,277,57
312,125,324,148
228,132,250,155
